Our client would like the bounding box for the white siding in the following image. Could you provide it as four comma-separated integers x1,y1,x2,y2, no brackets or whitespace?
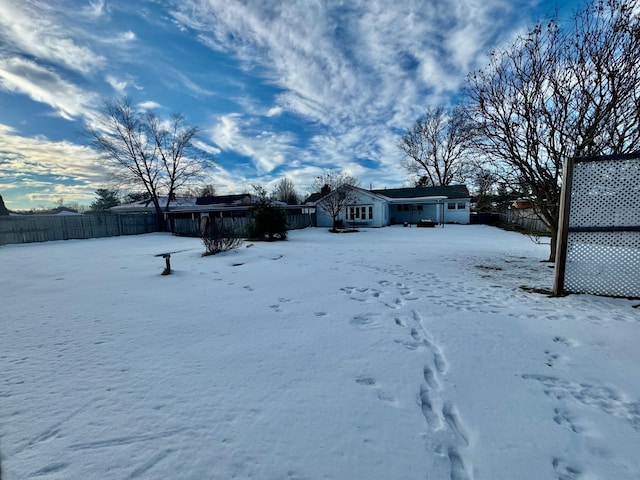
314,188,471,227
315,190,387,228
443,199,470,224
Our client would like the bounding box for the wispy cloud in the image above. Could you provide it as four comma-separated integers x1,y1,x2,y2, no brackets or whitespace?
0,124,105,207
176,72,216,97
81,0,107,20
210,113,299,175
0,57,97,120
137,100,162,110
170,0,526,189
0,0,105,75
106,75,128,95
171,0,517,125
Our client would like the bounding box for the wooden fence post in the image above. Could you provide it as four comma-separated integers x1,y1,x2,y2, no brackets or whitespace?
553,156,574,297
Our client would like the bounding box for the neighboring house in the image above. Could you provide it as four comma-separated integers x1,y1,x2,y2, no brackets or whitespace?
111,194,257,220
306,185,471,228
110,194,313,233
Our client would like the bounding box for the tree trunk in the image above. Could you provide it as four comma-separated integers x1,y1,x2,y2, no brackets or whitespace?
152,199,166,232
548,227,557,263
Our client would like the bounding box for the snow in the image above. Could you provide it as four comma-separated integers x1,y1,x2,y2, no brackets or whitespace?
1,225,639,480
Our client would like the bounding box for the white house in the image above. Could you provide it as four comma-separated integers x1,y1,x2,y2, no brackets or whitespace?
307,185,471,228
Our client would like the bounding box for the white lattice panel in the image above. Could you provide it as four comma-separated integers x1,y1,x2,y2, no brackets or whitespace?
565,231,640,298
569,159,640,227
562,155,640,298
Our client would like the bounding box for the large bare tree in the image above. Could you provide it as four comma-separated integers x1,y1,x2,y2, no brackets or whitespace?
86,98,211,230
398,106,473,187
466,0,640,260
312,171,358,231
271,177,300,205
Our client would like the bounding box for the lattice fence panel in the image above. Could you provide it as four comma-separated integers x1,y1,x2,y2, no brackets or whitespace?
569,159,640,228
561,154,640,298
565,231,640,297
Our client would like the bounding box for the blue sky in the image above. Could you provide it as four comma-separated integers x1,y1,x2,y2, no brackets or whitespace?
0,0,579,210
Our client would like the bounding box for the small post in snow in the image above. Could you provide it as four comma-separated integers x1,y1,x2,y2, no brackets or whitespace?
161,253,171,275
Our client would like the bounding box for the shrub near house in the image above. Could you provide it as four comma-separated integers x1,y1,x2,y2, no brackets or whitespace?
248,202,287,241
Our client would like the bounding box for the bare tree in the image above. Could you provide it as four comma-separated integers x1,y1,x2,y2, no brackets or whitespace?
271,177,300,204
86,98,211,230
312,171,358,231
466,0,640,260
185,183,216,198
398,106,473,187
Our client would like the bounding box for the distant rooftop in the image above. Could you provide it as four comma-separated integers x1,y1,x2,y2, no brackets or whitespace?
372,185,470,199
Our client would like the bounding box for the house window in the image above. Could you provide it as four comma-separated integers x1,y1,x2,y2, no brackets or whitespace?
457,202,466,210
447,202,456,210
347,205,373,221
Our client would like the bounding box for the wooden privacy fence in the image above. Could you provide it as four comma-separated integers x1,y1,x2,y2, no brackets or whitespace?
172,213,314,237
500,209,550,233
1,212,314,246
0,214,158,246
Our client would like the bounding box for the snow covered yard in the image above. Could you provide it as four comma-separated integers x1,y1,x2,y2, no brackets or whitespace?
1,225,639,480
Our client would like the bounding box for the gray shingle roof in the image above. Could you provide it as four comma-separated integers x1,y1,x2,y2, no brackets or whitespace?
372,185,470,199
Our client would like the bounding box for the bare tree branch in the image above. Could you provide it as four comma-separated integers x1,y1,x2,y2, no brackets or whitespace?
465,0,640,260
398,106,474,187
85,98,213,230
312,171,359,231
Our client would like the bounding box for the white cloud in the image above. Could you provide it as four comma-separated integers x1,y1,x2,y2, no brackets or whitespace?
0,124,107,208
266,106,283,117
82,0,106,19
100,30,138,46
168,0,530,190
210,113,242,151
119,31,136,42
106,75,128,94
210,113,299,175
137,100,162,110
177,72,216,97
170,0,518,129
0,0,105,75
0,56,97,120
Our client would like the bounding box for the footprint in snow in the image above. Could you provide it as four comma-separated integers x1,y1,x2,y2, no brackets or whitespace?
355,375,376,386
356,376,396,404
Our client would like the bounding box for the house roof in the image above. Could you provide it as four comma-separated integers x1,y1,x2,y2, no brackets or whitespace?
195,194,253,206
111,196,197,213
111,193,296,214
372,185,470,199
304,184,471,205
303,192,327,204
